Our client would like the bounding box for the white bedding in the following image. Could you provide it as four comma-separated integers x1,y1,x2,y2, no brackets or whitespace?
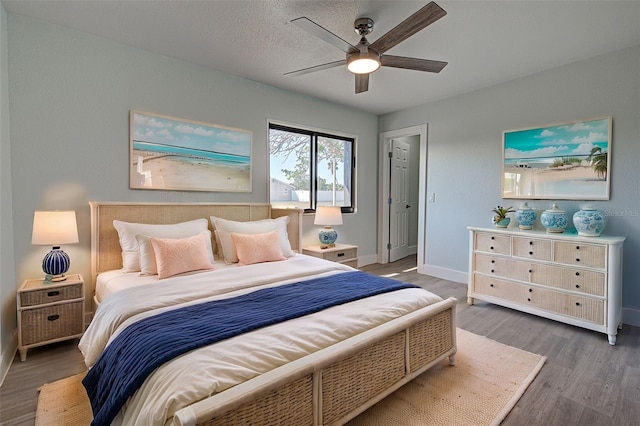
81,255,443,425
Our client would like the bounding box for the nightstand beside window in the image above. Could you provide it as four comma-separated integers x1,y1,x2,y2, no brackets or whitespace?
303,243,358,268
17,274,85,361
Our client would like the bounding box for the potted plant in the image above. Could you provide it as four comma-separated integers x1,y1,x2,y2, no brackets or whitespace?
492,205,515,228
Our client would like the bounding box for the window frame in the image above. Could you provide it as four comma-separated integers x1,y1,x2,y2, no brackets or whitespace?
268,122,356,214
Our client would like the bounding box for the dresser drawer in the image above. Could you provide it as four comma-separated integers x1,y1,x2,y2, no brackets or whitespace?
527,286,604,324
530,263,605,297
554,242,606,269
512,237,552,261
19,283,83,307
475,233,510,255
473,274,529,303
20,301,84,346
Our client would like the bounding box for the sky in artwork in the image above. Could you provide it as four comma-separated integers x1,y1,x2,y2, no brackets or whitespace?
132,112,251,158
504,118,609,161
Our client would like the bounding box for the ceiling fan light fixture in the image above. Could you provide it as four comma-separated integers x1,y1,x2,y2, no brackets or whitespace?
347,53,380,74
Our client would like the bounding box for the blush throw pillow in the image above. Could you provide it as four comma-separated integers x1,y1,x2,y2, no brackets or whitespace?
136,230,214,276
230,231,286,265
150,232,215,279
210,216,293,264
113,219,210,272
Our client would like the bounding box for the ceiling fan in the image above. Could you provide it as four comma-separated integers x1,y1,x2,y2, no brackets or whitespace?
285,1,448,94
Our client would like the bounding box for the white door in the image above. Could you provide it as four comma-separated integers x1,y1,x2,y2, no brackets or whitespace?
389,139,411,262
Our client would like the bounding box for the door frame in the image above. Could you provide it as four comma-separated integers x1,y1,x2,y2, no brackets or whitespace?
378,124,428,266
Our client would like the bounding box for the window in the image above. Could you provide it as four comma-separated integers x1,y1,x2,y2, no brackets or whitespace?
269,123,355,213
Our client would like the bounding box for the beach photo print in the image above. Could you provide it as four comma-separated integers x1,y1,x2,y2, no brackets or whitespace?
130,110,252,192
502,117,611,200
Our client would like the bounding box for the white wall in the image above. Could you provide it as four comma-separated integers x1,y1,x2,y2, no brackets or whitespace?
380,45,640,326
1,13,379,376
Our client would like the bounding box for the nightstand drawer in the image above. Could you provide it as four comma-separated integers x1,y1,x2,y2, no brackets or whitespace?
20,301,84,346
19,283,83,307
323,247,357,262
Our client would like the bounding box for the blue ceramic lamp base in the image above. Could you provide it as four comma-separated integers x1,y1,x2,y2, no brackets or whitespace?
318,226,338,249
42,246,70,282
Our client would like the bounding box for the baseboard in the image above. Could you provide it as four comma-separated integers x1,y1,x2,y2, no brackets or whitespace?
0,329,18,386
357,254,377,268
622,307,640,328
418,264,468,284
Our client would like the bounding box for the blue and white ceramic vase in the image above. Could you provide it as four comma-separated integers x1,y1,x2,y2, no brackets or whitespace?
515,202,536,230
540,203,569,233
573,208,606,237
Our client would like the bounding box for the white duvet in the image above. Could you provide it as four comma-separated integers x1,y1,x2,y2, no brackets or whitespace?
79,255,443,425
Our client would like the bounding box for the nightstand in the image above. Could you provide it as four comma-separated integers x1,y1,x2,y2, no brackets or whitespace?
303,243,358,268
17,274,85,361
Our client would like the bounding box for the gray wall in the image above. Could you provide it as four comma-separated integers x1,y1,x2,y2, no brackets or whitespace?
1,4,16,380
0,13,379,376
380,45,640,326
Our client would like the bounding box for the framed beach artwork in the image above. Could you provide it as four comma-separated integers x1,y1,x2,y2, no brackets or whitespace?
502,117,612,200
130,110,252,192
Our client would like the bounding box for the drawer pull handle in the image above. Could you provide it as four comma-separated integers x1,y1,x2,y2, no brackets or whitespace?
528,269,532,273
529,251,533,255
337,253,345,257
576,302,581,306
47,291,60,297
491,260,495,264
491,236,495,240
576,245,580,250
576,284,581,289
575,272,580,276
491,269,495,273
490,246,494,250
576,258,580,262
47,314,60,321
529,288,533,293
529,241,533,246
527,298,531,302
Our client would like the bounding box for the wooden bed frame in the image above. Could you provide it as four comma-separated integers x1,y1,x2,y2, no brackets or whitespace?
89,201,457,426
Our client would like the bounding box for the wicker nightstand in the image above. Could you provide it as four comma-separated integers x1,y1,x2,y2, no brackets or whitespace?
17,274,85,361
303,243,358,268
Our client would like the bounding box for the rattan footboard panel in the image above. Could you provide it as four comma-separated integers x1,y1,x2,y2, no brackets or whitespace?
199,375,314,426
320,331,406,424
408,309,454,373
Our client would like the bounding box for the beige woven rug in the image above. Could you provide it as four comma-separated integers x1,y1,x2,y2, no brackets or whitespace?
36,329,545,426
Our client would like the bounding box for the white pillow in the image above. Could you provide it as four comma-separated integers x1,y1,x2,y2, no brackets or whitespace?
136,230,214,275
210,216,294,264
113,219,210,272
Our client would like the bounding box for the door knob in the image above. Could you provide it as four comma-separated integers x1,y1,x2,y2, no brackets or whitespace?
406,204,411,209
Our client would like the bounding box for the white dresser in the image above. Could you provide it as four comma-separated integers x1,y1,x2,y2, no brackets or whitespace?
467,227,625,344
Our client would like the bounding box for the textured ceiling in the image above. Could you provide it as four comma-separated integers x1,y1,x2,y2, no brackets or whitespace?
3,0,640,115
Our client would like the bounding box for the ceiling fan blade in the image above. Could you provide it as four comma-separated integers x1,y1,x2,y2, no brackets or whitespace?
380,55,447,73
284,60,346,77
291,17,359,54
369,1,446,55
355,73,369,94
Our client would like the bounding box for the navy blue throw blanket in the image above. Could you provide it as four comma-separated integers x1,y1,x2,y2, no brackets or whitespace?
82,271,418,425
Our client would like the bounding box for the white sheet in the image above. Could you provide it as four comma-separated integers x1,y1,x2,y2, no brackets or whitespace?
81,255,443,426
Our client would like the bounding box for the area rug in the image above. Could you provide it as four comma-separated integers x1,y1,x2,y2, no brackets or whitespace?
36,328,545,426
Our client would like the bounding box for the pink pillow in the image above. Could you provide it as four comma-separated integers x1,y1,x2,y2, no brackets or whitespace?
150,232,215,279
230,231,286,265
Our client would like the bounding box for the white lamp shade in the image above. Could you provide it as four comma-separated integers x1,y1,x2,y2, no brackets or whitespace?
32,211,79,245
314,206,343,226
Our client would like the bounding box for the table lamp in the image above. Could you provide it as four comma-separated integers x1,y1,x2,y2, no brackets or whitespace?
314,206,343,249
32,211,79,282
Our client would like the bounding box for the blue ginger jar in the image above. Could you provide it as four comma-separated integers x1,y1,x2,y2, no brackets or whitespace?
540,203,568,233
515,202,536,230
573,208,605,237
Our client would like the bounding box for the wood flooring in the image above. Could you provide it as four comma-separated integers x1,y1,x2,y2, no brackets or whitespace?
1,255,638,425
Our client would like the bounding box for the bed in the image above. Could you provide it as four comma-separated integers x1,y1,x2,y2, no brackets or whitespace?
82,201,457,426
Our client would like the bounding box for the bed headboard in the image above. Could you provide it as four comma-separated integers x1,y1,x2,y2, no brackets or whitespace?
89,202,302,286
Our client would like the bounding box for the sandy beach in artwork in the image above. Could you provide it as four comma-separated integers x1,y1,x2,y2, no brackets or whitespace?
504,165,606,198
132,151,250,192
